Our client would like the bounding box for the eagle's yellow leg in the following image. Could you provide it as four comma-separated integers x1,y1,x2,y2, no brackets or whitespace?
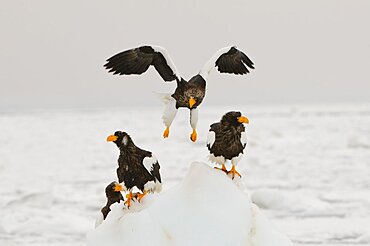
163,127,170,138
229,165,241,179
190,129,197,142
136,191,148,203
125,191,133,208
214,164,228,173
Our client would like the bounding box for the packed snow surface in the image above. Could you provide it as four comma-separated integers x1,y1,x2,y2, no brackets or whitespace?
1,104,370,245
88,162,293,246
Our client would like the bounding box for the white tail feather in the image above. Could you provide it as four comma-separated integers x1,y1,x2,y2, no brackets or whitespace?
153,92,173,105
144,180,162,193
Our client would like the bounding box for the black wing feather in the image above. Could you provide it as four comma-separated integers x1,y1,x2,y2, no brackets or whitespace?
151,162,161,183
207,123,220,150
215,47,255,75
104,46,178,82
152,53,177,82
109,49,151,75
140,150,162,183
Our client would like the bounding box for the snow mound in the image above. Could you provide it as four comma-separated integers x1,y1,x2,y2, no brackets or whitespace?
87,162,293,246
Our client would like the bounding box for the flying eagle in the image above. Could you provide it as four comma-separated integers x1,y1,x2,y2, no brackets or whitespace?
104,45,254,142
207,111,249,179
107,131,162,207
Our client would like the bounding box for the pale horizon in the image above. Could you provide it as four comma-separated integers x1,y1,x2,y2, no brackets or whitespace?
1,0,370,111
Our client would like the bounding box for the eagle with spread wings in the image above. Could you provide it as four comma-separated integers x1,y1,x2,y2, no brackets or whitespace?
104,45,254,142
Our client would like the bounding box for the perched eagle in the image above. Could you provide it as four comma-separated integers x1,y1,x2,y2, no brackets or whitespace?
104,45,254,142
107,131,162,207
95,181,124,227
207,111,249,179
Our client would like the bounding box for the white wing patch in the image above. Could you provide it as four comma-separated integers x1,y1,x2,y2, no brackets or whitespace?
199,46,234,80
152,45,181,81
207,131,216,148
143,155,158,174
241,131,247,147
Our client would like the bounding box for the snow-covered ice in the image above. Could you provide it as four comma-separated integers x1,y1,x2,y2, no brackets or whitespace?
0,104,370,245
88,162,292,246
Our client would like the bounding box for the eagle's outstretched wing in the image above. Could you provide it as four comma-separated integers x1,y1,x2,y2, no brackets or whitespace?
199,46,255,80
104,45,181,82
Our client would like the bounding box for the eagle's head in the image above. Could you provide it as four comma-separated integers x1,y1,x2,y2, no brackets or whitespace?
221,111,249,127
106,131,133,148
105,181,124,201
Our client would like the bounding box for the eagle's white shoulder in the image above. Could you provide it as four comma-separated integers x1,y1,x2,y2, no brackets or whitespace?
199,46,234,79
241,131,247,147
143,155,158,173
151,45,181,81
207,131,216,148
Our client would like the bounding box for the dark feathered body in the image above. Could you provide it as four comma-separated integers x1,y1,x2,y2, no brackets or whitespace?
109,131,161,192
172,75,206,109
207,111,247,162
117,144,161,191
208,122,246,160
101,182,124,219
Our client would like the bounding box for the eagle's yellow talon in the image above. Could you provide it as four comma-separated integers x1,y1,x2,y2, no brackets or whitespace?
163,127,170,138
125,192,133,208
190,129,197,142
136,191,148,203
214,164,228,173
228,165,241,179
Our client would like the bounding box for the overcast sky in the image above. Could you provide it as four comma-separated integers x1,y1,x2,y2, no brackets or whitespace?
1,0,369,111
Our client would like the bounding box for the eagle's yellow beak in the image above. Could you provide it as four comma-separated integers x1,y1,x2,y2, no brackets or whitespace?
107,135,118,142
237,116,249,124
189,97,196,109
114,183,123,192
